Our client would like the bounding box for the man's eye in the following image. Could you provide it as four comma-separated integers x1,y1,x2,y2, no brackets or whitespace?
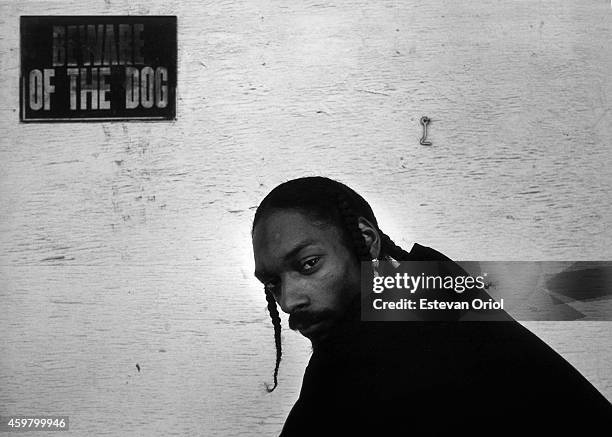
301,257,321,272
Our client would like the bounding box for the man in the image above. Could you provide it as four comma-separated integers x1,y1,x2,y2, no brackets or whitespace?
252,177,611,436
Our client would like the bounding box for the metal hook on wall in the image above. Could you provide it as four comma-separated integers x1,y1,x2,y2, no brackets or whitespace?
420,116,432,146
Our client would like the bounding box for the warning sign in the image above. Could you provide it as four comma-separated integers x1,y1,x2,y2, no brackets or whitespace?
20,16,177,121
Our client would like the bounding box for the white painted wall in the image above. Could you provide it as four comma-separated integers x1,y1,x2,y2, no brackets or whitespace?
1,1,611,435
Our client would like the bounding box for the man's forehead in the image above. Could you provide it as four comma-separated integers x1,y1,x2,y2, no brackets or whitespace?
253,211,324,251
252,210,343,262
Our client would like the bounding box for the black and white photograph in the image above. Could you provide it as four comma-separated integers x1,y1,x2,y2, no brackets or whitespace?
1,1,611,435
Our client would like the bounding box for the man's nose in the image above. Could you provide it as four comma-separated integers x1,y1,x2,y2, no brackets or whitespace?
278,277,309,314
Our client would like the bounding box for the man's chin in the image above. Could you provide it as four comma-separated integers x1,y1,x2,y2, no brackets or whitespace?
297,319,333,340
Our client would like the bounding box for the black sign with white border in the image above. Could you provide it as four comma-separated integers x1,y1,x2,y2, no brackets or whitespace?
20,16,177,122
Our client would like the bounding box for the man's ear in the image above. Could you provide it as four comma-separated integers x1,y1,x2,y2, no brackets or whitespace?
357,217,381,260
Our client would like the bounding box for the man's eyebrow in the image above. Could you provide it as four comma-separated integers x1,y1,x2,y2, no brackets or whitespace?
282,239,317,261
254,239,317,280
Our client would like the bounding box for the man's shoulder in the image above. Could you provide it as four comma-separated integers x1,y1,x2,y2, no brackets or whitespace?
406,243,470,279
407,242,454,261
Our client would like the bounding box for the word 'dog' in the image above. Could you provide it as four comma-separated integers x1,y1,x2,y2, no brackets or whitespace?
125,66,168,109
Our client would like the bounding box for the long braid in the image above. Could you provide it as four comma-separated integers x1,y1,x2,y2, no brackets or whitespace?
264,289,282,392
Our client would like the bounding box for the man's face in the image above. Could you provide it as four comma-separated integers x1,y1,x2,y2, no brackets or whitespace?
253,210,361,341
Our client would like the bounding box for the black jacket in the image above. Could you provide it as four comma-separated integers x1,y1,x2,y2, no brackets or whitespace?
279,244,612,436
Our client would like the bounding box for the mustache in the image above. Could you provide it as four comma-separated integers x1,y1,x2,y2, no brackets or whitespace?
288,309,336,331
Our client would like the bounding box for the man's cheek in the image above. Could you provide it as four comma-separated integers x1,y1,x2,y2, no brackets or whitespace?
325,269,356,306
308,271,339,304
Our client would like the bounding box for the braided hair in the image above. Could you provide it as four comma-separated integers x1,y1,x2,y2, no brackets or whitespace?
252,177,411,391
